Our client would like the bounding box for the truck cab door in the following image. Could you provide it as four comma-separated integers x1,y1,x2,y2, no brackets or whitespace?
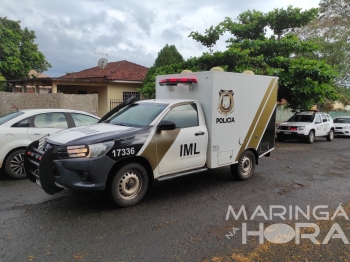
156,103,207,176
314,115,325,136
322,114,330,134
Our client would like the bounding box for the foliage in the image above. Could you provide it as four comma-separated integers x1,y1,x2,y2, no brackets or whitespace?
153,44,184,67
221,6,317,43
266,6,318,40
295,0,350,89
142,6,339,109
0,75,5,91
188,25,224,53
0,17,51,87
139,44,184,98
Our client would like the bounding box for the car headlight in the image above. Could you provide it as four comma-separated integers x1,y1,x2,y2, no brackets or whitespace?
277,125,281,130
297,126,305,130
343,126,350,129
88,141,114,158
66,141,114,158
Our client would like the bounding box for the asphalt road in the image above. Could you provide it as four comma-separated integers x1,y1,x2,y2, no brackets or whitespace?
1,137,350,261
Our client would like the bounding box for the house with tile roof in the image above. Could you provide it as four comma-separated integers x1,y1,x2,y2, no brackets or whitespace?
52,60,148,116
13,70,52,93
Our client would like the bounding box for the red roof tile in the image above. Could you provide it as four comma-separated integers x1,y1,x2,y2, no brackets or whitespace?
59,60,149,82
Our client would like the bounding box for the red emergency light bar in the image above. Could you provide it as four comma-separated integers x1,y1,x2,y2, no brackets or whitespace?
159,78,197,86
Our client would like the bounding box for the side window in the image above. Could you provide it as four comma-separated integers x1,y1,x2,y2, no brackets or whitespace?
315,115,322,123
33,113,68,128
71,113,99,127
322,115,327,122
326,115,331,122
12,117,31,128
163,103,199,128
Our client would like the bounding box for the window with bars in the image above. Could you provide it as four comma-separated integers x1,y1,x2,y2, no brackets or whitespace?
123,92,140,102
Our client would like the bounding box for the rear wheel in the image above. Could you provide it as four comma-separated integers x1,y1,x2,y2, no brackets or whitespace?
110,163,149,207
5,149,27,179
307,130,315,144
230,150,256,180
326,129,334,141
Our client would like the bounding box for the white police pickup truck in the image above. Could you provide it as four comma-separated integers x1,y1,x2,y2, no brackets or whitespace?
24,69,278,207
276,111,334,143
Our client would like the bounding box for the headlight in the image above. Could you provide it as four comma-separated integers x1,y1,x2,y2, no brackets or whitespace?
66,141,114,158
66,145,89,158
297,126,305,130
88,141,114,158
277,125,281,130
343,126,350,130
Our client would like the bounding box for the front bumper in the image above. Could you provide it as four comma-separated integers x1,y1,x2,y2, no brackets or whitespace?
334,129,350,136
24,140,115,195
276,130,307,139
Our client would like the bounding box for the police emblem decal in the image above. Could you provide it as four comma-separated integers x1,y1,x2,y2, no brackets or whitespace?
217,90,234,116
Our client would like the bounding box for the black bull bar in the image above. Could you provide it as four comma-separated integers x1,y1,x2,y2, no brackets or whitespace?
24,140,63,195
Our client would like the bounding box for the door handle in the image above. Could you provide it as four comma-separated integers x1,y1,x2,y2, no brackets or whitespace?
195,131,205,136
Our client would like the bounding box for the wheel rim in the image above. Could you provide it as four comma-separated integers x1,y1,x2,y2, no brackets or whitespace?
10,153,26,177
118,171,142,200
330,130,334,140
310,132,314,142
240,155,253,177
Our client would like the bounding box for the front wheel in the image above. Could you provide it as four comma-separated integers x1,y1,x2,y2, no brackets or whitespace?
307,130,315,144
276,134,285,142
230,150,256,180
110,163,149,207
326,129,334,141
5,149,27,179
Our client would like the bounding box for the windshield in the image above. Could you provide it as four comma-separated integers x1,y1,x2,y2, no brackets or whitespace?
0,111,24,125
334,118,350,123
287,114,315,123
109,103,167,127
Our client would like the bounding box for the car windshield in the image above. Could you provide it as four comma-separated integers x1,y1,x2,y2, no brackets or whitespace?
0,111,24,125
287,114,315,123
334,118,350,123
108,103,167,127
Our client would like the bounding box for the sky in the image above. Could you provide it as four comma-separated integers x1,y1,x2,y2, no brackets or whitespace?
1,0,321,77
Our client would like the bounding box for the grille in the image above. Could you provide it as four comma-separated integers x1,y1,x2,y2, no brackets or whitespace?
280,126,297,130
336,127,342,129
38,135,49,151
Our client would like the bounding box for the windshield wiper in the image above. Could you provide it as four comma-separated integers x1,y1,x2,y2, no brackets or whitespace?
113,122,129,127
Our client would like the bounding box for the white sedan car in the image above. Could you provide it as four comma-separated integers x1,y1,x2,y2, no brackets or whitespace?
0,108,100,179
333,116,350,136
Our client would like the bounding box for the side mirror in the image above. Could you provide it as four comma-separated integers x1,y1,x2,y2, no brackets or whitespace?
157,120,176,131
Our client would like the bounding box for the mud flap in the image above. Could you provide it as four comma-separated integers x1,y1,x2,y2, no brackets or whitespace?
39,147,64,195
24,140,39,183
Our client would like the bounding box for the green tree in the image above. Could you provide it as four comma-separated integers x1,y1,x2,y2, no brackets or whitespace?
188,25,224,53
140,44,184,98
0,17,51,85
141,6,339,109
296,0,350,89
0,75,5,91
266,6,318,40
154,44,184,67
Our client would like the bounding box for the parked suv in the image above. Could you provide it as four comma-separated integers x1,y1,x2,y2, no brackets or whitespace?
276,111,334,143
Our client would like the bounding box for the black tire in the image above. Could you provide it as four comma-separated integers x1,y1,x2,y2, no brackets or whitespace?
307,130,315,144
276,134,285,142
110,163,149,207
326,129,334,141
230,150,256,180
5,149,27,179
